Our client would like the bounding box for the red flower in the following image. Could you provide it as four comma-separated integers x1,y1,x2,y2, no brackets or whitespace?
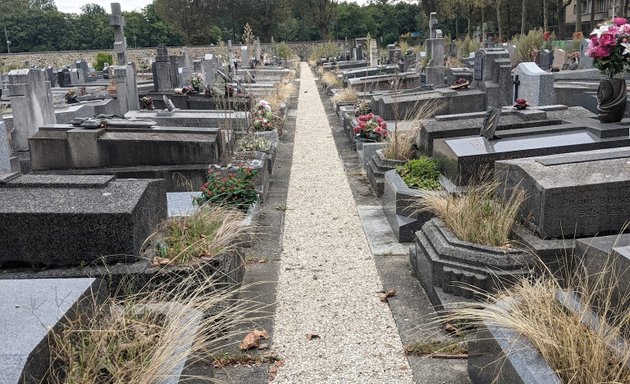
613,17,628,26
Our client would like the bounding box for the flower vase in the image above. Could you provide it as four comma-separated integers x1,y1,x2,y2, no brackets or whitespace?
597,78,627,123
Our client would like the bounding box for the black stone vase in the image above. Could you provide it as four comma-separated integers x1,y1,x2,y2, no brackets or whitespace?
597,78,627,123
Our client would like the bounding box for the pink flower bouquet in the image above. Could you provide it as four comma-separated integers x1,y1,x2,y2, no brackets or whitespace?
587,17,630,78
353,113,389,142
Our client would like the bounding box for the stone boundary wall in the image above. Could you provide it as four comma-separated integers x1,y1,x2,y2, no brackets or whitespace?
0,41,347,70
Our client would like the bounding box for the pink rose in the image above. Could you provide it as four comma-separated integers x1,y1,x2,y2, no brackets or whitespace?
599,31,617,47
367,113,374,119
354,126,360,133
590,35,599,46
589,44,614,58
613,17,628,26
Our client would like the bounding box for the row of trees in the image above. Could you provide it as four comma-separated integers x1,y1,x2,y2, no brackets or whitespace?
3,0,630,53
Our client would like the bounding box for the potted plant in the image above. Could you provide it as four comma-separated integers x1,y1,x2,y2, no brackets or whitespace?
586,17,630,122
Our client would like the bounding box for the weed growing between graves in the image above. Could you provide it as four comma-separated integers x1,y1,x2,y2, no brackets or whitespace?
417,181,526,247
331,88,358,104
396,157,441,190
49,272,265,383
266,80,295,112
196,166,258,210
321,71,341,88
147,205,252,265
403,340,467,357
440,261,630,384
237,133,271,152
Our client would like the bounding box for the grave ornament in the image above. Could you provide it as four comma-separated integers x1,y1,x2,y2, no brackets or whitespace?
480,107,501,141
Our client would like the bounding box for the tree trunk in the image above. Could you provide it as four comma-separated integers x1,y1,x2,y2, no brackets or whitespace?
507,0,512,38
468,5,472,38
497,1,502,41
575,0,582,34
543,0,548,31
589,0,595,32
521,0,527,35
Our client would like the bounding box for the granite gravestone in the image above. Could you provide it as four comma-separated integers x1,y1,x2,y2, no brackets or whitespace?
0,175,166,267
0,278,106,384
579,39,594,69
109,2,139,113
514,62,554,106
45,66,57,87
473,48,513,109
0,118,12,174
496,147,630,239
152,43,173,92
552,48,567,70
240,46,249,67
539,49,552,70
7,69,56,152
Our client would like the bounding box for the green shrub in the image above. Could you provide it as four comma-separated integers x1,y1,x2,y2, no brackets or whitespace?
396,157,441,190
195,166,258,210
94,52,113,71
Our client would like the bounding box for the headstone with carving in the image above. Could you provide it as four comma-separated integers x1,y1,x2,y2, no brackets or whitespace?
152,43,172,92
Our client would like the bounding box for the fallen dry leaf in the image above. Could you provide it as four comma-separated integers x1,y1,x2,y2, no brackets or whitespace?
306,334,321,340
239,329,270,351
378,289,397,302
258,343,269,350
444,323,460,336
152,256,171,266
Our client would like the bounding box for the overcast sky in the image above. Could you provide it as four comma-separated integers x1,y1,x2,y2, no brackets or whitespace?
54,0,376,14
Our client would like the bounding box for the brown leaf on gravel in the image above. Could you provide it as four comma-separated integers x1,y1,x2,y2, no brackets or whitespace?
378,289,397,302
306,333,321,340
269,360,285,381
152,256,171,266
258,343,269,350
239,329,270,351
444,323,460,335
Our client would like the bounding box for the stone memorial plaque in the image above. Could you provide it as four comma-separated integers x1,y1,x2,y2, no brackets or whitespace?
480,107,501,140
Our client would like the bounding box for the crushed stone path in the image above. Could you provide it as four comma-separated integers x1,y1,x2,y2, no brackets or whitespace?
271,62,413,383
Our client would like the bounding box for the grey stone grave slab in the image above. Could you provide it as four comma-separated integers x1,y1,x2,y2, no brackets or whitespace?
45,66,56,87
0,278,106,384
0,175,166,267
539,49,552,70
514,62,554,106
579,39,594,69
0,119,12,174
7,69,56,152
575,235,630,313
552,48,566,70
152,43,172,92
473,48,513,108
434,120,630,187
496,147,630,239
167,191,202,217
418,105,597,154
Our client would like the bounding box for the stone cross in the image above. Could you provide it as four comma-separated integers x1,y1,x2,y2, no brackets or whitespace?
429,12,438,38
109,3,127,66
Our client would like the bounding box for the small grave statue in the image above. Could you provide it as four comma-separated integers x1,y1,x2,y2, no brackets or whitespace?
480,107,501,141
429,12,438,38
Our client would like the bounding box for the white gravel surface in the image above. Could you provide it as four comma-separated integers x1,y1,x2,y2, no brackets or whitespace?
272,63,413,383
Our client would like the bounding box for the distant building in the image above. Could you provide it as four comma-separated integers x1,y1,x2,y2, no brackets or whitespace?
565,0,624,32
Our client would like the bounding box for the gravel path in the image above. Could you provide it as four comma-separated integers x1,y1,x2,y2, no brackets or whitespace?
272,63,413,383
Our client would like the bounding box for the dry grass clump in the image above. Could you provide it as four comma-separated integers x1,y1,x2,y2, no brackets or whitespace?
331,88,358,104
418,181,526,247
382,129,417,161
49,274,263,383
264,79,295,111
146,205,250,265
321,71,340,87
444,267,630,384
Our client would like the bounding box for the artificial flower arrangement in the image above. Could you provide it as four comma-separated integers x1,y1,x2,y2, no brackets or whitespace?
188,73,203,90
353,113,389,142
586,17,630,78
513,98,529,110
252,100,275,131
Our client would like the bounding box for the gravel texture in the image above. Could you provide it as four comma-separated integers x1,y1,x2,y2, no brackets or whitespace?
272,63,413,383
